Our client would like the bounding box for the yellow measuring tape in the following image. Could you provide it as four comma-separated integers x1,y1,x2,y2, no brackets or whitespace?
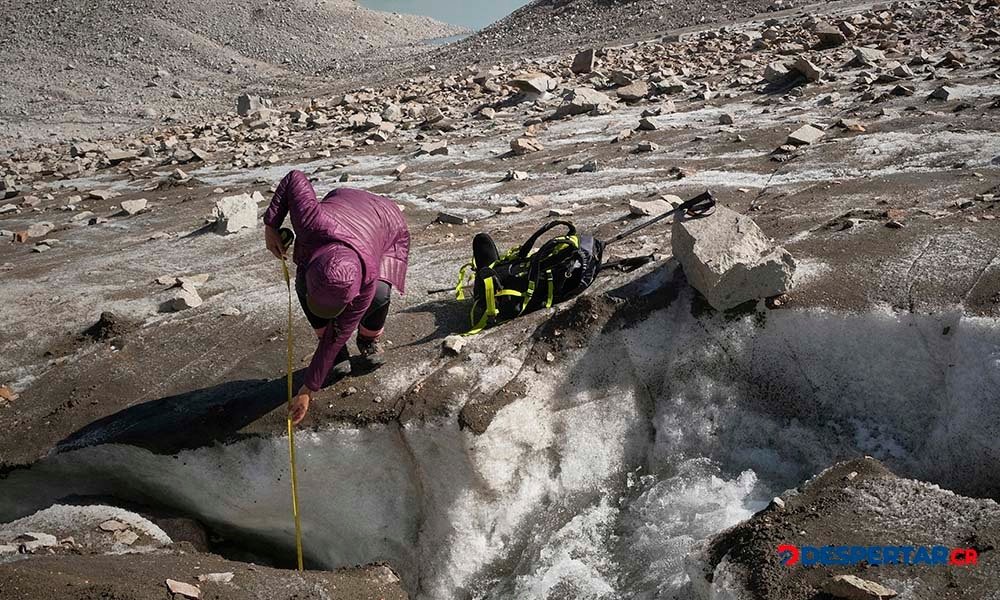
280,254,305,571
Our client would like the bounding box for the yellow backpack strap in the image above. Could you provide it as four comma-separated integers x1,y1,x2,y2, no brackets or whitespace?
519,279,536,316
455,261,474,300
466,276,499,335
545,271,554,308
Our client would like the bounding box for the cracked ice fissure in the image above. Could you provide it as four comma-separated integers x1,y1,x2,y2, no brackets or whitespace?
2,298,999,598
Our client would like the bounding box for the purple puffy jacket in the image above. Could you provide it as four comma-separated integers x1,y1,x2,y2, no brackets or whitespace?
264,170,410,391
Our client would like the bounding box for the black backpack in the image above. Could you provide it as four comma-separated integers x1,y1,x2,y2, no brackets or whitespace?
455,221,605,333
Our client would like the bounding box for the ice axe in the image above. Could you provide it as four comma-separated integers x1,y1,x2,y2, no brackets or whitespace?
603,190,716,246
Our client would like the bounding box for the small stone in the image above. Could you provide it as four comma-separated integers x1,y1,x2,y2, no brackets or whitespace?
929,86,961,101
566,161,599,174
545,352,555,363
763,61,791,83
509,72,558,95
381,104,403,122
0,203,17,214
771,496,786,509
787,124,825,146
27,222,54,238
511,137,544,155
120,198,148,215
638,116,668,131
166,579,201,599
443,335,466,356
517,195,547,208
823,575,897,600
636,141,658,153
815,22,846,46
16,532,59,551
89,189,120,201
629,199,673,216
236,93,268,117
221,306,241,317
571,48,596,74
197,573,234,584
837,118,866,132
99,519,128,532
505,170,529,181
478,107,496,120
617,80,650,102
853,46,885,66
71,142,100,157
170,284,203,311
113,530,139,545
177,273,210,287
418,141,449,156
104,149,138,164
719,113,735,125
792,57,824,82
0,386,18,402
436,212,467,225
548,208,574,217
553,87,615,118
171,169,189,181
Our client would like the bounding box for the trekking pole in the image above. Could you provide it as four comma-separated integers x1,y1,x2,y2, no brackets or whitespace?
428,284,470,295
604,191,716,246
279,229,305,572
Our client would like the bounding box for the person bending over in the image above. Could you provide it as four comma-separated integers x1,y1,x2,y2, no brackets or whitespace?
263,170,409,424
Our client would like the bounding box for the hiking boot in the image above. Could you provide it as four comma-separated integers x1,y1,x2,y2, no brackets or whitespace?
355,336,386,371
324,345,352,386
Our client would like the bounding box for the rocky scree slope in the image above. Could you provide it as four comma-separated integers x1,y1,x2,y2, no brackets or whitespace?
0,0,464,147
433,0,817,65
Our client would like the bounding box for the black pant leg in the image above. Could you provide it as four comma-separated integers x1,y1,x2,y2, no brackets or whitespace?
359,280,391,340
295,268,330,330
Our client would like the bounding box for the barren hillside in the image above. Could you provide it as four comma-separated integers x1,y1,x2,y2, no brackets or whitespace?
433,0,817,64
0,0,464,146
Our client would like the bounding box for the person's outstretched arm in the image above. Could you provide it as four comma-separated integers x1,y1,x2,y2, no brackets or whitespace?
263,171,334,251
289,281,377,424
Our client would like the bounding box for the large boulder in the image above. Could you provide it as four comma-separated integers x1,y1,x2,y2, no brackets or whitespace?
571,48,596,74
553,87,614,118
509,72,559,95
672,204,795,310
236,93,271,117
212,193,258,234
616,80,650,102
